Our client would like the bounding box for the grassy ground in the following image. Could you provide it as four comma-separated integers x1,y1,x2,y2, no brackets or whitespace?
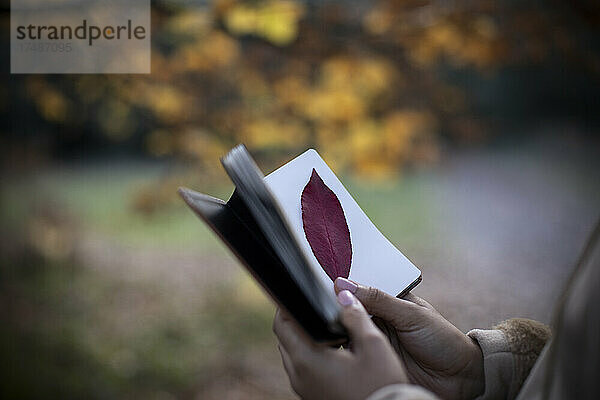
1,161,434,250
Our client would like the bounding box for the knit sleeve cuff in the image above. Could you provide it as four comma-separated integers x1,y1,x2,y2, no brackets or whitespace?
491,319,551,398
467,329,514,400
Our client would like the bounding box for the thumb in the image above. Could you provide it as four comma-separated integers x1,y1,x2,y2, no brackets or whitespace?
337,290,385,351
335,277,419,323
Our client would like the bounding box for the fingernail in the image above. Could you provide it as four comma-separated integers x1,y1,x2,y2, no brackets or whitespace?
337,290,356,306
335,277,357,293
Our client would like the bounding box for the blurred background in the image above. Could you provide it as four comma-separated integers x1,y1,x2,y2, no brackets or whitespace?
1,0,600,398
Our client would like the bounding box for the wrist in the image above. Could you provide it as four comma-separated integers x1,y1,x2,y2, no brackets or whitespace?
464,337,485,399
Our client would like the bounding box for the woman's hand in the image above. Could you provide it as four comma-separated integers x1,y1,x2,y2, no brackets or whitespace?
335,278,484,400
273,290,408,400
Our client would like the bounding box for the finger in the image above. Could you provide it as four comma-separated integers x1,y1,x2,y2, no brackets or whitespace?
273,309,317,359
401,292,434,309
278,344,296,381
277,308,293,321
335,278,419,323
337,290,385,354
372,316,402,353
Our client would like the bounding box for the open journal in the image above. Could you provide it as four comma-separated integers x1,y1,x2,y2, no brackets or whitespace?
178,145,422,343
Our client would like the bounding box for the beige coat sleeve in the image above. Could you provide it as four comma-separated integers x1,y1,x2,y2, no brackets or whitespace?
469,319,550,400
367,319,550,400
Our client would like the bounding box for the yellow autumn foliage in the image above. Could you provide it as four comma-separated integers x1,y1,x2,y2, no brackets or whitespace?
97,99,135,141
320,57,397,98
140,84,190,123
175,31,240,73
224,0,305,46
177,128,229,163
16,0,588,204
274,76,311,110
165,10,212,37
315,125,353,172
27,79,71,123
242,118,309,149
303,87,366,123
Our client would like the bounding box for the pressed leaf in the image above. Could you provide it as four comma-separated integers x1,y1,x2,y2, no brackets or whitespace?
301,169,352,280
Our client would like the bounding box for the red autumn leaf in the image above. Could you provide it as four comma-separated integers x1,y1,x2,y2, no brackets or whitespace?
301,169,352,281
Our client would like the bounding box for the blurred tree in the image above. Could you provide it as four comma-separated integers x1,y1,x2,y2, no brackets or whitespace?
2,0,599,210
